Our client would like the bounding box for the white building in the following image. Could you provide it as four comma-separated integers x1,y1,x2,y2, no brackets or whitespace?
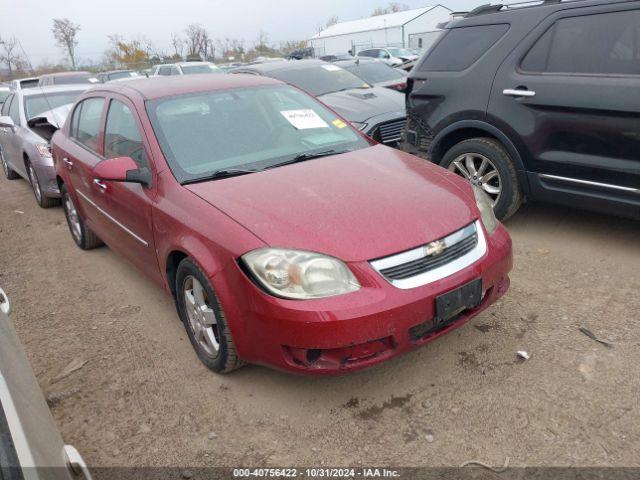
309,5,453,57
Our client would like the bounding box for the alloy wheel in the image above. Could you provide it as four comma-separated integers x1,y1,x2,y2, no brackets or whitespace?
183,275,220,357
63,192,82,243
448,153,502,206
28,164,42,203
0,149,8,177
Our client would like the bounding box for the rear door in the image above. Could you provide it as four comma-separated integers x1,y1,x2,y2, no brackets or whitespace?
0,94,18,168
2,94,26,177
100,94,161,282
490,3,640,198
63,96,114,239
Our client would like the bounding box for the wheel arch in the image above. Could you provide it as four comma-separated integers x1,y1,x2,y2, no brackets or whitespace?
429,120,530,196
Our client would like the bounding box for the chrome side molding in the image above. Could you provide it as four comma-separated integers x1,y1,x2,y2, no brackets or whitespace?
539,174,640,194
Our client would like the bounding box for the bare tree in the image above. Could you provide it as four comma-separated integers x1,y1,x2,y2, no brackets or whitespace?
0,36,22,76
170,33,184,58
52,18,81,70
184,23,211,59
325,16,339,28
371,2,409,16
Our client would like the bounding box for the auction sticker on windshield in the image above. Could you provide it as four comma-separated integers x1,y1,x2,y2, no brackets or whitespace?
281,109,329,130
322,65,342,72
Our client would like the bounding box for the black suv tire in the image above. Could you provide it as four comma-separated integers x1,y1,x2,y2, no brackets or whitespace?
440,137,522,221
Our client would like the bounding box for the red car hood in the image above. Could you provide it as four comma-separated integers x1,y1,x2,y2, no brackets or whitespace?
185,145,478,262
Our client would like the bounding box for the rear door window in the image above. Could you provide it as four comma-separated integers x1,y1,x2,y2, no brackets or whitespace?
417,24,509,72
521,9,640,75
71,97,105,152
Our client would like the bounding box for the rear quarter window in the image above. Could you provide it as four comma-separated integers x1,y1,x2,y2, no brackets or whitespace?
417,24,510,72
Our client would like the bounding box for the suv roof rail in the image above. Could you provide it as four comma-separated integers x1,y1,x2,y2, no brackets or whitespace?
466,0,580,17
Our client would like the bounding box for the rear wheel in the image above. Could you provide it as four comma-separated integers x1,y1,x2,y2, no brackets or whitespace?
0,147,19,180
175,258,244,374
440,137,522,221
27,161,59,208
61,185,103,250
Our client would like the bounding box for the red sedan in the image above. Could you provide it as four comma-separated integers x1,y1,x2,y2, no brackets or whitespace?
52,75,512,375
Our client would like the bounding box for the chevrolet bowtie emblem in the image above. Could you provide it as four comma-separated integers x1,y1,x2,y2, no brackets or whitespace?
424,240,446,257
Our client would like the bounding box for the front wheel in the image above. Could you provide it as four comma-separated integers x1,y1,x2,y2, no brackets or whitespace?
0,148,19,180
175,258,244,374
440,138,522,221
61,185,104,249
27,161,59,208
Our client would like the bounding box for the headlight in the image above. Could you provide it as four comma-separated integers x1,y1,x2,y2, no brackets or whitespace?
350,122,368,131
242,248,360,300
473,186,498,234
35,143,52,158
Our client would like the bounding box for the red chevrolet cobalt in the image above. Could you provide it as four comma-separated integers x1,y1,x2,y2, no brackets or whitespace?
52,75,512,375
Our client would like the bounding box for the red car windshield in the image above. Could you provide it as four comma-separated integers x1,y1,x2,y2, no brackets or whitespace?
146,85,369,183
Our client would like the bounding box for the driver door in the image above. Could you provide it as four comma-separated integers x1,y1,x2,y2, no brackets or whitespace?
100,94,161,283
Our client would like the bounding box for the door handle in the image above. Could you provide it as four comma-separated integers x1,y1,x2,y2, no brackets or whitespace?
93,179,107,191
503,88,536,98
63,157,73,169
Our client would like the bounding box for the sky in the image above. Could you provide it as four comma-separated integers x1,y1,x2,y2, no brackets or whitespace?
0,0,484,66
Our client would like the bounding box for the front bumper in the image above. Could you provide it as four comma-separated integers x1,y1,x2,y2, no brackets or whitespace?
33,162,60,198
214,223,512,375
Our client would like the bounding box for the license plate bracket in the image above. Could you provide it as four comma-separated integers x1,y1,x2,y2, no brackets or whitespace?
435,279,483,325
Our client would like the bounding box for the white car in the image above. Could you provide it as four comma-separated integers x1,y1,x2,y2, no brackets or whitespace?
356,47,419,67
151,61,223,76
0,289,92,479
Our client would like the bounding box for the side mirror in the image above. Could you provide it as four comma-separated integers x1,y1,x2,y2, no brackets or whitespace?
93,156,152,187
0,116,15,131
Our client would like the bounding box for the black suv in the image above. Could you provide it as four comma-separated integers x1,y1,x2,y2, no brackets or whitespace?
405,0,640,220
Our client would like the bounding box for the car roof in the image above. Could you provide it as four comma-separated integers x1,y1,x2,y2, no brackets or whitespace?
176,61,216,67
20,84,92,97
334,58,383,66
452,0,634,26
238,59,330,73
40,71,92,78
85,74,284,101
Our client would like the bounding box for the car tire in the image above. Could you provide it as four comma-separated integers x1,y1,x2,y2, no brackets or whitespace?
27,160,60,208
440,137,522,221
0,147,20,180
175,258,245,374
61,184,104,250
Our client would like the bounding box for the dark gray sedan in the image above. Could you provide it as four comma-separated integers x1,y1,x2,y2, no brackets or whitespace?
0,84,88,208
232,60,406,145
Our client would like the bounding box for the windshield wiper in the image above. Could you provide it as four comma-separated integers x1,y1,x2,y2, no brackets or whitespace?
182,168,262,185
267,150,349,170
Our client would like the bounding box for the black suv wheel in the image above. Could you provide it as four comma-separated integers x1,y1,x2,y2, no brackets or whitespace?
440,138,522,221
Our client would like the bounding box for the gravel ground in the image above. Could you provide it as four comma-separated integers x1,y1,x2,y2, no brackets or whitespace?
1,174,639,469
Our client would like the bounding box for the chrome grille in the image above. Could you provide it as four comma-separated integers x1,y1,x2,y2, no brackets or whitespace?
376,118,405,144
370,222,487,289
380,233,478,280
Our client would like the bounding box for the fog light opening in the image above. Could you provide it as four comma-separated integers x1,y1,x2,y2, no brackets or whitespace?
306,349,322,365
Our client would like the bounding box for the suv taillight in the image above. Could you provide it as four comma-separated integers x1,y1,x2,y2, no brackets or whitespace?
407,78,427,95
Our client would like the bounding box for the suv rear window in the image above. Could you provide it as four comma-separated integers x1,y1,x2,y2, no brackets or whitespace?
417,24,509,72
521,10,640,75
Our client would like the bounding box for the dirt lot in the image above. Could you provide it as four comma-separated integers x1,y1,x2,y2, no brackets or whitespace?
1,174,639,469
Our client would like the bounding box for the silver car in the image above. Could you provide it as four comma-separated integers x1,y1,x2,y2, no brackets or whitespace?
0,289,92,480
0,85,88,208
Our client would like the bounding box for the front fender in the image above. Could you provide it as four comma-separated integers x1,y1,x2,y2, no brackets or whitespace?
429,119,530,196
